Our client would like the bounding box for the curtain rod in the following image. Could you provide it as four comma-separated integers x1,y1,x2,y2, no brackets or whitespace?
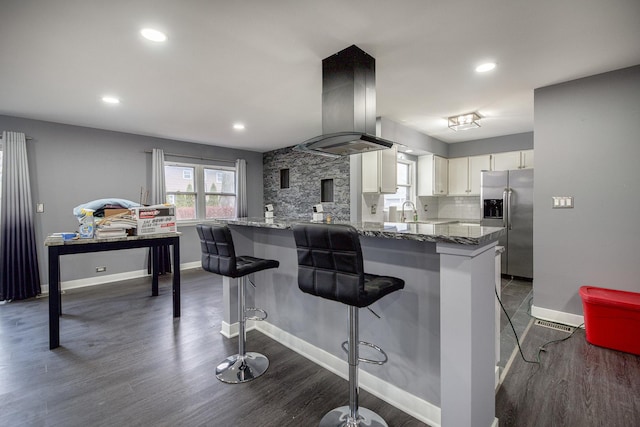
0,136,33,141
144,150,238,164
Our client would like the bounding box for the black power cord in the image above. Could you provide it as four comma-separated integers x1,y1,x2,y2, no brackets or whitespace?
495,285,539,365
534,322,585,364
495,280,585,366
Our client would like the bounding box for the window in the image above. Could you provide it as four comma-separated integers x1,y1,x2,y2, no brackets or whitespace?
165,162,236,221
383,159,415,211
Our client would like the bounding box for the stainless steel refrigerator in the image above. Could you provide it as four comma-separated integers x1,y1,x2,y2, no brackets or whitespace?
480,169,533,279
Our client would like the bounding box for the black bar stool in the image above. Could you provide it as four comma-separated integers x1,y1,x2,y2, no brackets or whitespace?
196,224,279,384
293,223,404,427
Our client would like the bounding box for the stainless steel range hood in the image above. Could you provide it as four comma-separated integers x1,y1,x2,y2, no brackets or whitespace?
295,45,395,157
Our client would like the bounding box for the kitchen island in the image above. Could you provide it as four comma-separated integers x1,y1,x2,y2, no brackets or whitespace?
212,218,503,427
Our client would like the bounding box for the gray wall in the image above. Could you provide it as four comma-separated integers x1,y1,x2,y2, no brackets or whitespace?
533,65,640,315
447,132,533,158
263,146,350,221
379,117,449,157
0,115,264,285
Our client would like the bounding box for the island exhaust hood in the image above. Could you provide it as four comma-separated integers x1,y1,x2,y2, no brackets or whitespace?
295,45,395,157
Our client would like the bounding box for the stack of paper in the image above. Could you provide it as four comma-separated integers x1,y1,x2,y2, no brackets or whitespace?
95,213,137,238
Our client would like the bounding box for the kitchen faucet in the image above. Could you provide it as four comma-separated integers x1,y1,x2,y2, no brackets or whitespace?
401,201,417,222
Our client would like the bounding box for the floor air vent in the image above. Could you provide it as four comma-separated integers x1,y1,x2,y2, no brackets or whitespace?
534,319,574,333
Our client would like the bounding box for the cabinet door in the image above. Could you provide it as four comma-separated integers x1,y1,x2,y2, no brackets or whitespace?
361,146,397,193
448,157,469,195
492,151,521,171
469,155,491,195
379,145,398,193
417,154,434,196
434,155,448,195
361,151,380,193
521,150,534,169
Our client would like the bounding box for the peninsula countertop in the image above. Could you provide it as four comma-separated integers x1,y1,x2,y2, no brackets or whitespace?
214,217,504,246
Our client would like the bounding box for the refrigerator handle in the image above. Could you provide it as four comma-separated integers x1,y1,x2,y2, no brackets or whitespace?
507,188,513,230
502,189,508,228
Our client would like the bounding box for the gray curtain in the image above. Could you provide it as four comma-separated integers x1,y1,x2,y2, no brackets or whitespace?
0,131,41,301
150,148,171,274
235,158,247,218
151,148,166,206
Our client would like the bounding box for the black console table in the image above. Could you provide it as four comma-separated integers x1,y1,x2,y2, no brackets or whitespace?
45,233,181,349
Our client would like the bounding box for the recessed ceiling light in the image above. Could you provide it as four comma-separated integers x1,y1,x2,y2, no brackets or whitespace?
475,62,496,73
102,96,120,104
233,123,245,130
140,28,167,42
406,149,413,153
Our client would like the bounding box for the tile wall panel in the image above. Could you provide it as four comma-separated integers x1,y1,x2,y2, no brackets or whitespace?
263,146,350,221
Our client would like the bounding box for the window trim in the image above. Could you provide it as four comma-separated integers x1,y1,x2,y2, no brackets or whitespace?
165,161,237,222
383,158,416,211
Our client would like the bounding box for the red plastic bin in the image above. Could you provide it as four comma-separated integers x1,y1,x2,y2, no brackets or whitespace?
579,286,640,356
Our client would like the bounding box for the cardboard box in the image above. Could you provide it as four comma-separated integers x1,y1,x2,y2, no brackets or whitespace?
130,205,177,235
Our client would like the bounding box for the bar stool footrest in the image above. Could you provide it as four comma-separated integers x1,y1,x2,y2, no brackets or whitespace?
244,307,268,321
341,340,388,365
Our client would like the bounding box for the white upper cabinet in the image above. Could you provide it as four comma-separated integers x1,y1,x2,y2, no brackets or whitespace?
447,155,491,196
469,154,491,195
418,150,531,196
521,149,534,169
491,150,534,171
491,151,522,171
434,155,448,195
448,157,469,196
362,145,398,193
418,154,448,196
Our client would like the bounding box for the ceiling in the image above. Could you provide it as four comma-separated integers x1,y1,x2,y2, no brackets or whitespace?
1,1,639,153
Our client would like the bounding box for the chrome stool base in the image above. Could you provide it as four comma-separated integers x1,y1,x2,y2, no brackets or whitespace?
215,352,269,384
319,406,388,427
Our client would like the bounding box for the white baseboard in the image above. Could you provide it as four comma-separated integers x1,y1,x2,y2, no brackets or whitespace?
531,305,584,327
41,261,201,294
254,321,441,427
220,320,256,339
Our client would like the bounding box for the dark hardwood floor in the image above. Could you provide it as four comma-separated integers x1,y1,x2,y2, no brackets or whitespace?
3,269,638,426
496,322,640,427
0,269,428,427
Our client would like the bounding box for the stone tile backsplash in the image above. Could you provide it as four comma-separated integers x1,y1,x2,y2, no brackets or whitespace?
263,146,350,221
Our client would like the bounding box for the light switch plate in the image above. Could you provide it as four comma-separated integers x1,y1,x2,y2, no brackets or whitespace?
552,196,574,209
36,203,44,213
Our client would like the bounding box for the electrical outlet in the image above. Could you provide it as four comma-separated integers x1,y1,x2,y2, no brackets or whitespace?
36,203,44,213
96,266,107,273
371,204,377,214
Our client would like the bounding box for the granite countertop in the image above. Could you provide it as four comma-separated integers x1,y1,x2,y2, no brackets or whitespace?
215,217,503,246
